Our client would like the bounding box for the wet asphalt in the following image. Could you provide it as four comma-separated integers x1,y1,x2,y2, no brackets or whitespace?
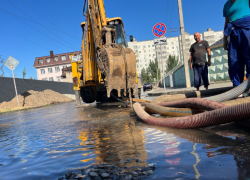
1,90,250,180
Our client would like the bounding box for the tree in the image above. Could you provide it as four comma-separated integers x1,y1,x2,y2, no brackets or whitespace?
149,58,161,82
0,55,4,77
22,68,27,79
165,55,178,74
141,67,151,83
29,77,36,80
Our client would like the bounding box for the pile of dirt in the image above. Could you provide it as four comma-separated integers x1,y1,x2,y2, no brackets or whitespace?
0,89,74,112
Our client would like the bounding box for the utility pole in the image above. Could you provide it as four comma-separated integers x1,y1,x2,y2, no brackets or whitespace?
160,44,166,91
177,0,191,88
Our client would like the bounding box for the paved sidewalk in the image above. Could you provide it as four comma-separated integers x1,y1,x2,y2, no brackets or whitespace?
148,81,233,96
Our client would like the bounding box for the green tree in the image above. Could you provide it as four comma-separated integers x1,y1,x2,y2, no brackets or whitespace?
165,55,178,74
149,58,161,82
22,68,27,79
0,55,4,77
141,67,151,83
29,77,36,80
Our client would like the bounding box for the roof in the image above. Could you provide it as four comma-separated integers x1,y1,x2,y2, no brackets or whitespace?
62,66,72,72
33,50,81,68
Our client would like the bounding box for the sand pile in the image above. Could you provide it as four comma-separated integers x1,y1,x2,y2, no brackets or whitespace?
0,89,74,112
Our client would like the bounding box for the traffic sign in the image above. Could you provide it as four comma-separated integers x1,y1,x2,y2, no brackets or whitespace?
153,23,166,37
4,56,19,70
154,36,167,45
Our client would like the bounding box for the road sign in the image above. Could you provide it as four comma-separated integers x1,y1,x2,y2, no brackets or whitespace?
153,23,167,37
4,56,19,70
72,55,81,62
154,36,167,45
4,56,20,107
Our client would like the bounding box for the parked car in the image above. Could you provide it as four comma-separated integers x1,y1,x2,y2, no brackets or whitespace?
143,83,153,91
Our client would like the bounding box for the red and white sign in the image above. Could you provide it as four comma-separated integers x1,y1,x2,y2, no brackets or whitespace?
153,23,167,37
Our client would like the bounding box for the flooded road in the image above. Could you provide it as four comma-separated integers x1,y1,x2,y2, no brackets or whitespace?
1,92,250,180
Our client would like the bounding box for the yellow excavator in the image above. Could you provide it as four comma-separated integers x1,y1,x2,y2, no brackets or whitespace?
71,0,140,106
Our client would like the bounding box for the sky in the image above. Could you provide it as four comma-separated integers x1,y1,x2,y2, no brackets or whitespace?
0,0,226,79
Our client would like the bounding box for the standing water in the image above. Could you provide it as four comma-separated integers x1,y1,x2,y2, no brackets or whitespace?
1,101,250,179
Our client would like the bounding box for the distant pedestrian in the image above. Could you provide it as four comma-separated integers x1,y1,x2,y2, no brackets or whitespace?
223,0,250,87
189,32,211,91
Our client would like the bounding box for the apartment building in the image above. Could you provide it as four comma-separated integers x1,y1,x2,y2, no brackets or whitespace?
33,50,81,81
128,28,223,77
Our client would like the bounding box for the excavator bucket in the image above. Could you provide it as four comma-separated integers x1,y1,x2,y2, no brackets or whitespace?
98,44,137,98
124,48,137,95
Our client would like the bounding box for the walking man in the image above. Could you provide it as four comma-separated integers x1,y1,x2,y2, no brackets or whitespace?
189,32,211,91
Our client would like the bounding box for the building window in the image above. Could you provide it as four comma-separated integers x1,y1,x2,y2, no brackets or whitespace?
172,47,174,49
149,54,151,57
171,42,174,45
54,56,58,62
143,46,146,48
176,46,178,49
49,77,53,81
56,76,61,82
68,54,72,60
148,50,150,52
40,69,45,74
144,50,146,53
55,67,60,72
152,45,155,47
38,59,43,64
167,47,169,50
42,78,48,81
62,65,67,70
46,58,50,63
139,51,141,53
61,55,66,61
48,68,53,73
148,45,150,48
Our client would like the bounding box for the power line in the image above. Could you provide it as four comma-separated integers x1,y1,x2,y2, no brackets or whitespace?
6,0,79,50
0,9,81,40
168,0,176,31
0,7,79,51
0,25,50,51
21,0,80,41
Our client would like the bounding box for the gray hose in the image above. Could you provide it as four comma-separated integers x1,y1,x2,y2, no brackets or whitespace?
205,76,250,102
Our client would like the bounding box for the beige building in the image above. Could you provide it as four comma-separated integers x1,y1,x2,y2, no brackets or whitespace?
128,28,223,77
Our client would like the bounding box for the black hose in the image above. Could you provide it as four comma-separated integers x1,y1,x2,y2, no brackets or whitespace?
110,92,129,108
83,0,87,16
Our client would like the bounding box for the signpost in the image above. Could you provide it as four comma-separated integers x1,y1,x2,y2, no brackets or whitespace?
153,23,167,91
4,56,20,107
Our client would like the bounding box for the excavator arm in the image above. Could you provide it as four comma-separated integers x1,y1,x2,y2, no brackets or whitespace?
72,0,138,104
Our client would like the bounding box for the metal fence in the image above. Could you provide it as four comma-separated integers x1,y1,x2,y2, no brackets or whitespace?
0,77,74,103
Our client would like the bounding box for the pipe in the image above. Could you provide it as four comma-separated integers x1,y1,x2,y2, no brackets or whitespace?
145,103,204,117
205,76,250,102
133,102,250,129
157,98,227,111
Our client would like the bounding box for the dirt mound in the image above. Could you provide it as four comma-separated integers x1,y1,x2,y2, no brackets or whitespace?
0,89,73,112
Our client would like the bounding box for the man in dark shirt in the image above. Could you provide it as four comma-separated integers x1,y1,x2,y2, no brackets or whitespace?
189,32,211,91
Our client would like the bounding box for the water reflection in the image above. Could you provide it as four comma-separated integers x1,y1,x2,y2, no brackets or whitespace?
78,120,149,168
1,102,250,180
143,125,250,179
